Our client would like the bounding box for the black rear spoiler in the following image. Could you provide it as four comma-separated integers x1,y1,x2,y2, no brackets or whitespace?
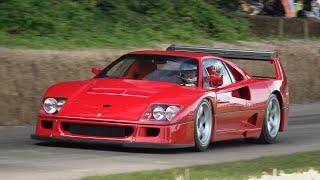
167,44,278,61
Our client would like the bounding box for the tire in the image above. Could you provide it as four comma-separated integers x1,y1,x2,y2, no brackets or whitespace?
194,99,213,152
258,94,281,144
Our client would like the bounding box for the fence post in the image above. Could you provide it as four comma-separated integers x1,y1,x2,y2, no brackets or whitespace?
278,18,284,36
303,20,309,39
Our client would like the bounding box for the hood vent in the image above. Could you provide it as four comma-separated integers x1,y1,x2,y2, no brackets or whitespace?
89,88,126,94
102,104,112,108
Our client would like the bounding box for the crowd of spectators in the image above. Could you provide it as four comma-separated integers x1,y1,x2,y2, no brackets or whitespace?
299,0,320,17
242,0,320,18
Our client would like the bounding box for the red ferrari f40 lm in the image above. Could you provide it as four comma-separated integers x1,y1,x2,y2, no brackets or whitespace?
32,45,289,151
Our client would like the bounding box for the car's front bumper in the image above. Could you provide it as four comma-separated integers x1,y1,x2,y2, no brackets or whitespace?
30,134,191,149
32,117,194,149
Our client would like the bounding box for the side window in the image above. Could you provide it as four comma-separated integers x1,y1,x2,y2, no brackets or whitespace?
224,63,236,83
203,59,234,88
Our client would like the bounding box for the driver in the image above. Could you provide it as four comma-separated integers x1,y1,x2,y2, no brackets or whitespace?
180,63,198,85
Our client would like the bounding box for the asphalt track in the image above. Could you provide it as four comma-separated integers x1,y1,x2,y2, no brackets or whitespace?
0,103,319,180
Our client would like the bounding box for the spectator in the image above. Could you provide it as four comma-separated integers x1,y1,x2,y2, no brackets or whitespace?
263,0,286,16
312,0,320,17
241,0,264,15
297,0,320,17
241,0,286,16
318,0,320,16
249,0,264,15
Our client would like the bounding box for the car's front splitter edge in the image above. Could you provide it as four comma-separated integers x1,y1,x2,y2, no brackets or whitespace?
30,134,193,149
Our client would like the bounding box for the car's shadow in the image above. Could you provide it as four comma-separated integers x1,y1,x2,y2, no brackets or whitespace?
33,138,268,154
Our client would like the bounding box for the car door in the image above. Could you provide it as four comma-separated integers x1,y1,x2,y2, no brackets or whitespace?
202,58,249,139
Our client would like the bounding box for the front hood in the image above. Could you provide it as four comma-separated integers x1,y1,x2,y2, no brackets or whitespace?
57,78,201,121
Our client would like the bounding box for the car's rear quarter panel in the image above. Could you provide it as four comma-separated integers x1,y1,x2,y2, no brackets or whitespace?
262,78,289,131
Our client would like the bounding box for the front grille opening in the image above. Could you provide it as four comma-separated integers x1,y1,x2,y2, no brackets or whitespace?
146,128,160,137
41,120,53,129
62,122,133,138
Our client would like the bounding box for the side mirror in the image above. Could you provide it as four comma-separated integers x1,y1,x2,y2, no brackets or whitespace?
91,67,101,75
208,74,223,87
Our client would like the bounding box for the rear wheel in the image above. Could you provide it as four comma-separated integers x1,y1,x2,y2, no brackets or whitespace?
194,99,213,152
258,94,281,144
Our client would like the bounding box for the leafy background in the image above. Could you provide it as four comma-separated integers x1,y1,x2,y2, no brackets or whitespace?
0,0,251,48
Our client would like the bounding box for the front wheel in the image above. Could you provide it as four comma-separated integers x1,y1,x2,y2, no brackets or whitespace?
194,99,213,152
258,94,281,144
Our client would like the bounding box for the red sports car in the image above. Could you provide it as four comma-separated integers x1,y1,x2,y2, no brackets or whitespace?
32,45,289,151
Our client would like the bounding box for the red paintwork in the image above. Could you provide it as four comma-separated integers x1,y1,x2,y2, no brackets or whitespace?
34,50,289,147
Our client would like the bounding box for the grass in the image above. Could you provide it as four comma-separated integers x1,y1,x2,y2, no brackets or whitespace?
0,0,253,49
83,150,320,180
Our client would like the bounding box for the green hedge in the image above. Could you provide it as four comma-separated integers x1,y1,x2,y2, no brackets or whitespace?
0,0,252,48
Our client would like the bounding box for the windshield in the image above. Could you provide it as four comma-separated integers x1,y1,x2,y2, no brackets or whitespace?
96,54,199,86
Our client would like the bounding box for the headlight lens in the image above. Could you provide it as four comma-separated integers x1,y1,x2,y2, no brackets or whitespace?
165,106,180,121
152,105,180,121
152,106,166,121
43,98,66,114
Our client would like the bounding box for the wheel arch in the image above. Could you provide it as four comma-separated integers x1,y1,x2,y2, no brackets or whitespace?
203,96,216,120
271,90,286,132
272,91,283,108
201,96,217,142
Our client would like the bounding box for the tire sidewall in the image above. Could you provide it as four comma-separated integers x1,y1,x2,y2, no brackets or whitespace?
261,94,281,143
194,99,213,152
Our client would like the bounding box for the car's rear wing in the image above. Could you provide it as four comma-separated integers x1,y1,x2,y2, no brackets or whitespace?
166,44,278,61
167,44,284,80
